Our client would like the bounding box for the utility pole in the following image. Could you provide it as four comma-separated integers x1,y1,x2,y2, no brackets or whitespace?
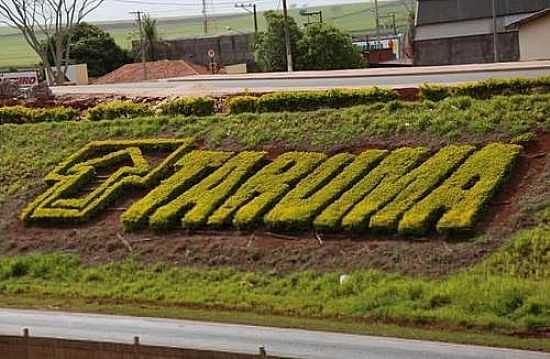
253,4,258,34
374,0,381,40
491,0,499,62
202,0,208,34
130,11,147,80
235,2,258,34
282,0,293,72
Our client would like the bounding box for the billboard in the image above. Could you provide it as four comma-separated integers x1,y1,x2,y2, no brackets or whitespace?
0,71,39,86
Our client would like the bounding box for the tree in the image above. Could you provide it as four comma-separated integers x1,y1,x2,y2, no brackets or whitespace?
299,24,364,70
0,0,105,85
46,23,130,78
142,14,159,61
254,12,365,72
254,11,303,72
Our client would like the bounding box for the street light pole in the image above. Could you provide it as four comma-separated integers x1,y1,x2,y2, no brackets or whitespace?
374,0,381,40
253,4,258,34
491,0,499,62
282,0,294,72
202,0,208,34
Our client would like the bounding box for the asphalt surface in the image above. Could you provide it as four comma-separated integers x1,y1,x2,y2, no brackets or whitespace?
52,61,550,97
0,309,548,359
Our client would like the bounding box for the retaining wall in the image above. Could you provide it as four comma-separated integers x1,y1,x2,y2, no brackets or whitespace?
0,335,281,359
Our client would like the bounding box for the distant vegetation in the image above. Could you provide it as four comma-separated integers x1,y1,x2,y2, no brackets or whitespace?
0,1,410,68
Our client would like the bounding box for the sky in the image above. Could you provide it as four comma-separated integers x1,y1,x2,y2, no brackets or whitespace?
88,0,371,22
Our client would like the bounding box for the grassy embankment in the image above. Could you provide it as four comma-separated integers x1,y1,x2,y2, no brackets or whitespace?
0,94,549,350
0,1,409,68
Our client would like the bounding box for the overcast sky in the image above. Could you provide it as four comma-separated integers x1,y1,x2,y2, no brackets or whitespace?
89,0,371,22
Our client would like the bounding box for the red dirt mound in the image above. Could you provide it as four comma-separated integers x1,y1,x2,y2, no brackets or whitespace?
94,60,210,84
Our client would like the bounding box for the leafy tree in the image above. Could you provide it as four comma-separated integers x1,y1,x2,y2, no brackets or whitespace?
142,15,160,61
0,0,105,85
254,12,365,72
46,23,130,78
254,11,304,72
299,23,365,70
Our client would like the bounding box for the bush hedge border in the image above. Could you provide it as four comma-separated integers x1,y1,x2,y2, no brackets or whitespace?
21,138,194,225
22,141,522,236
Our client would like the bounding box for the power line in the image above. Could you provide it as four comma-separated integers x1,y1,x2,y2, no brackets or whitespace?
235,2,258,34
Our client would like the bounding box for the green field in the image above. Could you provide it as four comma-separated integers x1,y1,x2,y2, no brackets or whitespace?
0,1,409,68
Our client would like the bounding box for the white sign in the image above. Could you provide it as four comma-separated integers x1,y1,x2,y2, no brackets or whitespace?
0,71,38,86
208,49,216,58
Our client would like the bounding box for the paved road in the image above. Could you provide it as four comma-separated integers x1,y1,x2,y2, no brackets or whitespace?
52,61,550,97
0,309,548,359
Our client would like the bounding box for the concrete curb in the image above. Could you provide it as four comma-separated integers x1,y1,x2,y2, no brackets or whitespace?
164,62,550,83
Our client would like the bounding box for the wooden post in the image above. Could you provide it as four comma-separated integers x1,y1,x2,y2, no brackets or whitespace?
22,328,30,359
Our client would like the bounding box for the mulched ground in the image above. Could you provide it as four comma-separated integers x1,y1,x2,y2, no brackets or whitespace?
0,133,547,277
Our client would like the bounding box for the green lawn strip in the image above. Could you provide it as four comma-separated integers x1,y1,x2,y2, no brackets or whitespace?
0,294,547,353
1,94,549,205
0,227,548,337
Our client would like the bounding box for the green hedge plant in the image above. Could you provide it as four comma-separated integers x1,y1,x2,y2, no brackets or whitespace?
155,96,216,117
419,77,550,101
225,95,258,114
0,105,79,124
85,100,152,121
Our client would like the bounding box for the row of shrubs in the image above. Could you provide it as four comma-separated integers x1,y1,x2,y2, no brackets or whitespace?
225,88,399,114
1,97,217,124
0,105,79,124
419,76,550,101
4,77,549,125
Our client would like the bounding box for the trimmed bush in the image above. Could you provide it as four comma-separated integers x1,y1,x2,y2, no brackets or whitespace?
22,139,521,236
315,147,427,232
21,139,193,225
85,100,152,121
232,87,398,114
0,105,79,124
419,77,550,101
225,96,258,114
122,151,232,231
398,143,522,235
155,96,216,117
264,151,386,231
149,151,266,230
368,145,476,232
208,152,326,229
418,85,451,102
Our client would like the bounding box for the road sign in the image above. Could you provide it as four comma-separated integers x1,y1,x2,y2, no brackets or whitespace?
208,49,216,59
